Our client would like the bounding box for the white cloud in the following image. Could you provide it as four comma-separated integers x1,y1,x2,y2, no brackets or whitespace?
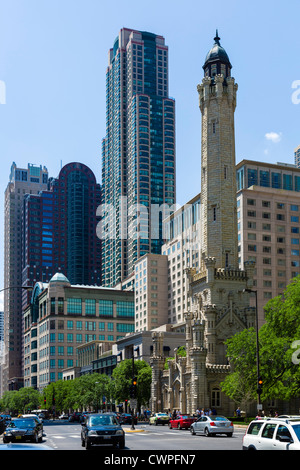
265,132,282,143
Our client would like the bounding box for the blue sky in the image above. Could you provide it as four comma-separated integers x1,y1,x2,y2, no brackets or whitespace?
0,0,299,296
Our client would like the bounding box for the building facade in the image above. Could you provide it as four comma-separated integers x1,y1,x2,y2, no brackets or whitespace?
134,253,168,332
236,159,300,325
150,33,256,416
22,162,102,292
101,28,176,287
2,162,49,394
23,273,134,390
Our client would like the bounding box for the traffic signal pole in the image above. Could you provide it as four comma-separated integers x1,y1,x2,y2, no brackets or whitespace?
131,354,135,430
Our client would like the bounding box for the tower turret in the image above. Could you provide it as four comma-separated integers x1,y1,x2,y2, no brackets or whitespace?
203,30,232,80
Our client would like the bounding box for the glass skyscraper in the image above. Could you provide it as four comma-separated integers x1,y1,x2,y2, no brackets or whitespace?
22,162,102,290
101,28,176,287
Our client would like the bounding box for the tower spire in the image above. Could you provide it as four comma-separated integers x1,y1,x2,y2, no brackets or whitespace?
214,29,220,45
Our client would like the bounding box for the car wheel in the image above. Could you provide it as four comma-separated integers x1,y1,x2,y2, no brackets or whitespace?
204,427,211,437
119,439,125,449
85,438,91,450
190,427,195,435
227,432,233,437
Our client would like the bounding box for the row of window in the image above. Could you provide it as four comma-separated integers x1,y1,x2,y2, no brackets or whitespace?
48,298,134,318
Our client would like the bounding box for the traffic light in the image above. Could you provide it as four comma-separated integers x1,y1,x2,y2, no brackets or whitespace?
130,377,137,399
257,376,263,395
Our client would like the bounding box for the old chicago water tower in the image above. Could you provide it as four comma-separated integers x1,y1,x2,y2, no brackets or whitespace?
150,32,256,415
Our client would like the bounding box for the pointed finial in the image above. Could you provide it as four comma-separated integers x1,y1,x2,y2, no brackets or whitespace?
214,29,220,45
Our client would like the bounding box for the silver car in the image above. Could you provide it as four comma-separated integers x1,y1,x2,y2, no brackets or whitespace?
190,415,234,437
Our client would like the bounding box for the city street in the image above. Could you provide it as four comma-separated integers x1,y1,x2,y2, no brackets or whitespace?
0,420,245,451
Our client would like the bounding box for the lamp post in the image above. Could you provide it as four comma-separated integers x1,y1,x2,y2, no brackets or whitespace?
244,288,261,409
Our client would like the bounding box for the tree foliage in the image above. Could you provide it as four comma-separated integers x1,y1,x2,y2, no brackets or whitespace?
221,276,300,404
111,359,152,407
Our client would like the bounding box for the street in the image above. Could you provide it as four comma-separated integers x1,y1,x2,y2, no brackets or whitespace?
6,419,245,451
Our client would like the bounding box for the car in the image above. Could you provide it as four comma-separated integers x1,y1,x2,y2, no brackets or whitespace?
149,412,170,426
81,413,125,450
190,415,234,437
0,415,11,424
242,417,300,450
69,411,82,422
58,413,69,420
119,413,137,425
20,414,43,431
0,443,53,450
21,413,43,425
2,418,43,444
169,415,196,430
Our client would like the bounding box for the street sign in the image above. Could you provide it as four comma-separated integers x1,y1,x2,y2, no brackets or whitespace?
130,399,137,408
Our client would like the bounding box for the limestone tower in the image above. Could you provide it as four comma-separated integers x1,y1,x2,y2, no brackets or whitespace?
197,31,238,271
187,32,255,366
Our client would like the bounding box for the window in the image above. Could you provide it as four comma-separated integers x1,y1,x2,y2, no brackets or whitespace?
262,201,270,207
51,298,55,314
261,423,276,439
85,299,96,316
248,245,257,252
248,211,256,217
211,388,221,407
276,425,292,441
67,298,82,315
116,301,134,318
58,298,64,314
85,321,96,331
116,323,135,333
246,422,264,435
99,300,113,317
248,233,256,240
247,198,256,206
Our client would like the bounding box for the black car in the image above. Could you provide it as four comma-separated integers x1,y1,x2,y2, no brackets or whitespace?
81,413,125,450
119,413,137,425
3,418,43,443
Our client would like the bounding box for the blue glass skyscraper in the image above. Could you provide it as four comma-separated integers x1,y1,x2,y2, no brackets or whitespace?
102,28,176,287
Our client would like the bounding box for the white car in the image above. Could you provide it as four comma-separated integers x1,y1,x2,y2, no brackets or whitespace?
243,417,300,450
190,415,233,437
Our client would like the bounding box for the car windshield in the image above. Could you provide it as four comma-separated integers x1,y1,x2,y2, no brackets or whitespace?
88,415,118,427
180,416,189,419
158,413,167,416
210,416,228,421
8,419,36,429
292,424,300,441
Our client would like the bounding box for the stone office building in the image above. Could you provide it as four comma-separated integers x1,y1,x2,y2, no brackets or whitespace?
23,273,134,390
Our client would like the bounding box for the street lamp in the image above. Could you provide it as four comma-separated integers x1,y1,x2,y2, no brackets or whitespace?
0,285,33,294
244,288,261,409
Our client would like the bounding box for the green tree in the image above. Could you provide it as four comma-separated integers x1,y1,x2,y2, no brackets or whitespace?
221,276,300,404
111,359,151,408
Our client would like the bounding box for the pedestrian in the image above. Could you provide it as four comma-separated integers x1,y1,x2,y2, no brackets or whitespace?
236,407,241,418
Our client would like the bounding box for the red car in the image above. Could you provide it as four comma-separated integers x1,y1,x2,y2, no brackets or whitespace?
169,415,196,430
